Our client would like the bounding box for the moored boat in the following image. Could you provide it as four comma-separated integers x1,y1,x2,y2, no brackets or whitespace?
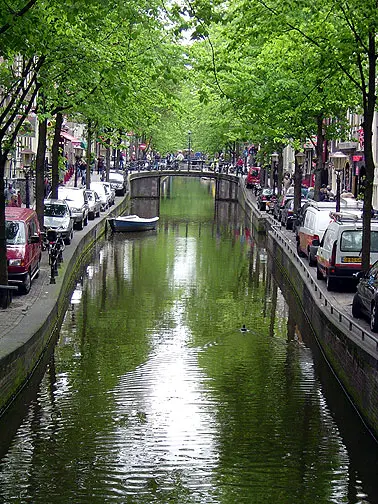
108,214,159,232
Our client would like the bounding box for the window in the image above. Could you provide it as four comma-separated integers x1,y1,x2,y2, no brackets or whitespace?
44,204,67,217
370,231,378,252
340,230,362,252
6,221,26,244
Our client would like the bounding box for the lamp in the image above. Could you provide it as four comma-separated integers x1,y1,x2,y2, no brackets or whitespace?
187,131,192,171
271,152,279,193
295,151,306,166
330,151,348,212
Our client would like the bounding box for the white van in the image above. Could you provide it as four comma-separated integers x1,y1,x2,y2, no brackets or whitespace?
315,212,378,290
296,199,363,265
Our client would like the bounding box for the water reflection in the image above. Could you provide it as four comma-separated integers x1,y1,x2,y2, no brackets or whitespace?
0,178,377,503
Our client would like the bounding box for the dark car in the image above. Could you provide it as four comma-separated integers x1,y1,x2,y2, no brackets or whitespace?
257,188,273,211
273,195,293,222
282,199,307,230
352,261,378,331
280,199,295,229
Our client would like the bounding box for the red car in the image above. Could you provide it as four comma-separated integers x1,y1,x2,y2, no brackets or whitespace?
6,207,42,294
245,167,261,189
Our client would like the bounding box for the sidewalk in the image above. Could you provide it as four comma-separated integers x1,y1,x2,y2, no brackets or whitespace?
0,170,112,339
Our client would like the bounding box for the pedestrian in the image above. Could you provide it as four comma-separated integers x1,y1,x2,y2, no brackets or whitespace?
5,183,16,206
9,193,19,207
283,172,291,194
236,156,244,175
119,152,125,169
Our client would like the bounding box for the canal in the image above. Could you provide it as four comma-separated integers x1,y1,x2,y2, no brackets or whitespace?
0,177,377,503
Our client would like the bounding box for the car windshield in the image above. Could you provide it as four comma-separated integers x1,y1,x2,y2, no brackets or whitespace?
341,230,378,253
44,204,67,217
6,220,26,245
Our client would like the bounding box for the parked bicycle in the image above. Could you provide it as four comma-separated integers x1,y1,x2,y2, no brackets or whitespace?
42,229,65,283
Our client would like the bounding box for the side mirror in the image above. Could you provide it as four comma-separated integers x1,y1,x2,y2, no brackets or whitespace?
312,239,320,247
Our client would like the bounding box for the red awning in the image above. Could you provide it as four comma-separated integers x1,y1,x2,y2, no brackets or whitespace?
60,131,81,145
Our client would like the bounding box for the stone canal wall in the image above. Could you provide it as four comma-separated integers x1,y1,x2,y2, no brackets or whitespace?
239,184,378,438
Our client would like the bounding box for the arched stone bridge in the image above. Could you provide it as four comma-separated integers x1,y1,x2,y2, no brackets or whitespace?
129,169,240,201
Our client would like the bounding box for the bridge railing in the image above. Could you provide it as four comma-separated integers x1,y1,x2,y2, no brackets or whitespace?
125,160,248,175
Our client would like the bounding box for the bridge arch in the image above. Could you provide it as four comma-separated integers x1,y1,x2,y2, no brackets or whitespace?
129,170,240,201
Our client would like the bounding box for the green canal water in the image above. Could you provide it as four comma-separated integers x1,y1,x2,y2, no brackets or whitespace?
0,177,377,503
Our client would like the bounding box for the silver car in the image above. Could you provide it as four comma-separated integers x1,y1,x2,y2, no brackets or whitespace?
53,187,89,230
44,199,74,244
85,189,101,219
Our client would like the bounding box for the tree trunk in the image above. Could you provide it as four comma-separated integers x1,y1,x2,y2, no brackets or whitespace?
314,114,324,201
86,120,92,190
51,113,63,199
35,118,47,229
361,32,376,272
105,140,111,182
294,151,302,213
0,151,8,307
277,149,283,197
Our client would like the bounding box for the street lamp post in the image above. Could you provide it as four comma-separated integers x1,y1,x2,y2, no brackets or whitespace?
23,165,32,208
271,152,279,193
295,151,306,210
330,151,348,212
187,131,191,171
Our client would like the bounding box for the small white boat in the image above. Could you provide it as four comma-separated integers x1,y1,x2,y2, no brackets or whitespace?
108,214,159,232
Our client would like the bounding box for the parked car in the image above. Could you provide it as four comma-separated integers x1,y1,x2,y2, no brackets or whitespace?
296,199,363,265
102,181,115,206
109,170,127,196
43,199,74,245
245,167,261,189
315,211,377,291
90,182,109,211
53,187,89,230
85,190,101,219
6,207,42,294
257,188,273,211
273,194,293,222
280,199,295,229
352,260,378,331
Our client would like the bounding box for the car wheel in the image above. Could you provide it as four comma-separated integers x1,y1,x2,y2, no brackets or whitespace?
19,270,31,294
76,219,84,230
371,303,378,332
326,274,336,291
308,249,316,267
286,220,292,230
89,212,95,220
297,240,305,257
96,209,100,218
316,265,322,280
352,294,362,318
65,230,73,245
84,214,88,226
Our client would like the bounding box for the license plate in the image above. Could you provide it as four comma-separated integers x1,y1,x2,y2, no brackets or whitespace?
341,257,361,263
